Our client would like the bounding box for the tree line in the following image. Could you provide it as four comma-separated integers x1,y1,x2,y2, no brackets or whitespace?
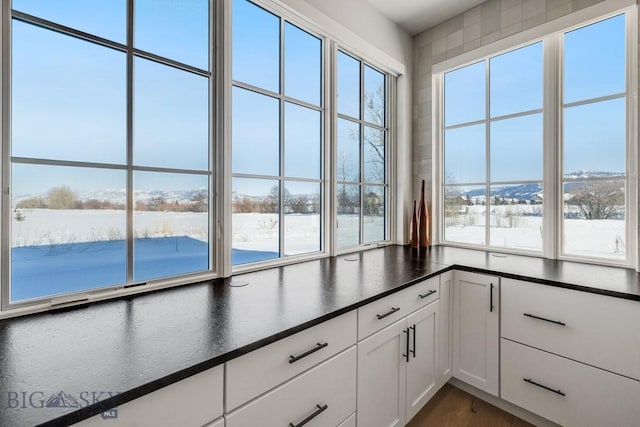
15,186,208,213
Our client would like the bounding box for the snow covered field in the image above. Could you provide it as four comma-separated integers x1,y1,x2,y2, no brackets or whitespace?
445,204,625,259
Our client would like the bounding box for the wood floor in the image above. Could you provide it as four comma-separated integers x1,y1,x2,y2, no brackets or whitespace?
406,384,535,427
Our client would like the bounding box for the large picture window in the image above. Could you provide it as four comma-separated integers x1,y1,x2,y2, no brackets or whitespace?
7,1,212,304
562,15,628,261
231,0,323,266
439,12,634,266
336,50,388,249
443,42,543,251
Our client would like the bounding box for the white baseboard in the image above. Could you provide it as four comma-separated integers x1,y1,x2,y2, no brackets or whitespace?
448,378,561,427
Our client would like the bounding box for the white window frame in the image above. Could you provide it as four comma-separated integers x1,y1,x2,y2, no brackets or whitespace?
0,0,220,315
332,46,394,255
433,0,637,269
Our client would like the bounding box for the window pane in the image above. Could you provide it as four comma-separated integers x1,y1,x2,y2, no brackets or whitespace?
444,185,485,245
285,103,320,179
563,180,625,260
13,0,126,42
337,184,360,248
134,172,209,281
564,14,625,103
11,164,126,302
363,186,385,243
364,65,385,125
284,23,321,106
134,58,209,170
232,0,280,92
489,184,543,251
491,114,542,182
135,0,209,69
12,22,126,164
444,61,485,126
337,119,360,182
490,42,542,117
337,51,360,119
232,87,280,175
364,126,384,184
444,124,485,184
564,98,625,177
232,178,280,265
285,181,320,255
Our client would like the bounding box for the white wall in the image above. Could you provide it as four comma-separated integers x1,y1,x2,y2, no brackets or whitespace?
278,0,414,244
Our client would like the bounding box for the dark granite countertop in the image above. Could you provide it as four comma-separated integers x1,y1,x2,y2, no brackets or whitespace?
1,245,639,426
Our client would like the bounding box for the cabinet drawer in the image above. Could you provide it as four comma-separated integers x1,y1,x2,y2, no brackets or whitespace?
226,347,357,427
337,413,356,427
226,311,356,411
74,365,223,427
358,278,439,341
501,278,640,380
358,290,407,340
501,339,640,427
400,276,440,316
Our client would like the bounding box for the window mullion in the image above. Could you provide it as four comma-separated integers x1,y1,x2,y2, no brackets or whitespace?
359,61,365,245
485,59,490,247
125,0,134,283
279,17,285,258
543,35,559,260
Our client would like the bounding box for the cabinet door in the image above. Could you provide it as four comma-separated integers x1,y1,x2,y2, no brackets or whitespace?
357,319,407,427
438,271,453,386
452,271,499,396
405,300,439,423
204,418,224,427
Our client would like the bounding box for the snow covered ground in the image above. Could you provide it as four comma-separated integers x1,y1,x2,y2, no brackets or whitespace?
445,204,625,259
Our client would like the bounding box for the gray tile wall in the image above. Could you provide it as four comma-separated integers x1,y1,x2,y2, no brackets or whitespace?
411,0,606,221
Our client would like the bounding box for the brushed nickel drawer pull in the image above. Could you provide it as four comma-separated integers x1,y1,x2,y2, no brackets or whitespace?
523,313,566,326
419,289,437,299
289,342,328,364
523,378,566,396
376,307,400,320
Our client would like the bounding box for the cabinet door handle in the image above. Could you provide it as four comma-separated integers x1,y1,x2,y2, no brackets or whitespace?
289,342,328,364
376,307,400,320
490,283,494,312
410,324,416,358
523,378,566,396
403,328,410,362
289,404,328,427
419,289,437,299
523,313,566,326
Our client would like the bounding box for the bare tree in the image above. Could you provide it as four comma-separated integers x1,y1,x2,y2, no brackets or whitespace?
47,186,78,209
567,181,624,220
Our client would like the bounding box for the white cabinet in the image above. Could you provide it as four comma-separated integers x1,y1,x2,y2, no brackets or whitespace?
357,300,440,427
358,277,439,340
438,271,453,386
74,364,224,427
204,418,225,427
405,301,440,422
225,311,356,411
502,278,640,380
452,271,499,396
501,338,640,427
226,347,356,427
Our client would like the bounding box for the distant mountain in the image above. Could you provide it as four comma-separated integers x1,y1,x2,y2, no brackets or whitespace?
462,183,542,201
564,170,624,179
458,171,621,201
